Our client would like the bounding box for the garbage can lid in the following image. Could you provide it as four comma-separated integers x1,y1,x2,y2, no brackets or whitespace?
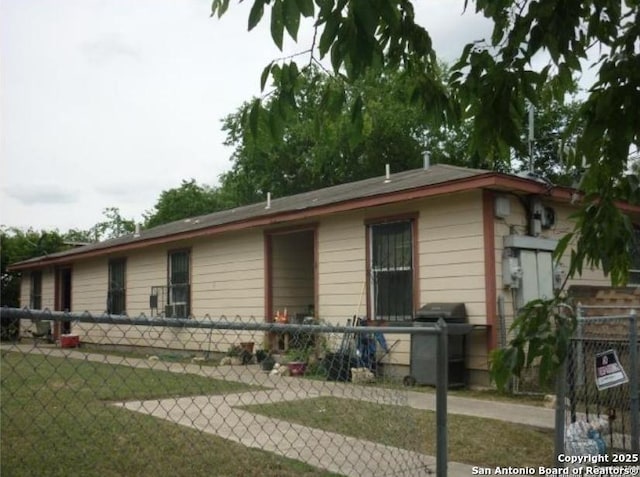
415,303,466,322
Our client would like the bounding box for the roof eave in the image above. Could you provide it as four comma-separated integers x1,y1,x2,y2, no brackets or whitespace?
9,172,636,271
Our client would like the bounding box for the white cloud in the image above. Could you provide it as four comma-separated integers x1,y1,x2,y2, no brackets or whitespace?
3,185,78,206
0,0,492,232
82,34,142,64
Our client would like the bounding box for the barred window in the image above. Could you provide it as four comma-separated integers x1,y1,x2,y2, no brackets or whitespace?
107,259,126,315
167,250,190,318
369,220,414,321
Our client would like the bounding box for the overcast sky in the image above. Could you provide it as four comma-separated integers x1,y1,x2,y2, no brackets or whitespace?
1,0,492,232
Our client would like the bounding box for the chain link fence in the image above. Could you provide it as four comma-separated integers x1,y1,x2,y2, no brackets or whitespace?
556,306,639,465
0,308,451,477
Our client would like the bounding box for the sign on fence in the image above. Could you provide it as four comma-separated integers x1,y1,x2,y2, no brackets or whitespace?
594,348,628,390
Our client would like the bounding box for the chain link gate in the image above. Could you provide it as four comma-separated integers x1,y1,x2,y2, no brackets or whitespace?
555,305,639,469
0,308,451,477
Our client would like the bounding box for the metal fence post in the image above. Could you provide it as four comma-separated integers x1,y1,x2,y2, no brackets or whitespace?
554,358,567,466
436,318,448,477
629,309,639,454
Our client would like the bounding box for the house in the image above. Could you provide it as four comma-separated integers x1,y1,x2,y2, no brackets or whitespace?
9,164,640,385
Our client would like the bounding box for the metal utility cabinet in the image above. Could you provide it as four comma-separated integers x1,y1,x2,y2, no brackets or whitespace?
407,303,472,388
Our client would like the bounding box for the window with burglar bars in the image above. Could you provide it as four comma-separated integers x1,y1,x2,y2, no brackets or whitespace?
369,220,414,321
107,259,126,315
30,271,42,309
167,250,190,318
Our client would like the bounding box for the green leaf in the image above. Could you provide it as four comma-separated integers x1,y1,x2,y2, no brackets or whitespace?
248,100,261,137
211,0,230,18
271,0,285,50
283,0,301,40
349,94,364,145
248,0,265,30
319,14,340,58
553,232,573,263
330,41,342,72
295,0,314,18
353,0,377,36
268,107,284,140
260,62,273,91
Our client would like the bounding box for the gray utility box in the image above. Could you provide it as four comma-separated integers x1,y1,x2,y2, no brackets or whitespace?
407,303,472,388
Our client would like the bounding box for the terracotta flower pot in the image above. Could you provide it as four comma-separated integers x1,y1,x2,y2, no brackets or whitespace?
287,361,306,376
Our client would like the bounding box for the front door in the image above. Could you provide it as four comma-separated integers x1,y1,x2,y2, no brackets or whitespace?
54,267,72,339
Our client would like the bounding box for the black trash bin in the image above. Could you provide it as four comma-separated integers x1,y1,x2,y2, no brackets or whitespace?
406,303,472,388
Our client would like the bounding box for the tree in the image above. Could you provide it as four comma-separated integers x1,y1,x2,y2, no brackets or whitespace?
220,66,432,205
212,0,640,387
0,228,67,308
145,180,227,228
222,64,588,206
88,207,136,242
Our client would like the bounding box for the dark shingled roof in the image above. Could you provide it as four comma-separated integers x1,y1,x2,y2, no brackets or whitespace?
11,164,491,267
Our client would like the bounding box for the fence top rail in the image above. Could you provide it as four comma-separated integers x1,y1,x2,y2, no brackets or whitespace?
577,305,638,311
0,307,446,335
577,314,638,322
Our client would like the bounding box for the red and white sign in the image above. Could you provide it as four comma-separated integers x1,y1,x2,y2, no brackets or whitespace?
594,348,628,390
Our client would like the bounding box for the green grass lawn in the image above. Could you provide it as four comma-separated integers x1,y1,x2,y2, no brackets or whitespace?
242,396,555,468
0,352,338,477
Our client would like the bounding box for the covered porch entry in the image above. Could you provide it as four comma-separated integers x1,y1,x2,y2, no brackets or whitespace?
264,225,317,352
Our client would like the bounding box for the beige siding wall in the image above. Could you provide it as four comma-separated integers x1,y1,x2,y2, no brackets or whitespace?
551,202,612,286
419,191,487,375
271,231,314,318
418,191,485,323
493,195,611,343
318,213,367,323
73,233,266,352
73,258,108,313
25,188,614,381
126,247,167,315
318,191,487,371
19,274,29,308
191,231,264,319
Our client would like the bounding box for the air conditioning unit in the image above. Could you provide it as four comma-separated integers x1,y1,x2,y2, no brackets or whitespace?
165,303,187,318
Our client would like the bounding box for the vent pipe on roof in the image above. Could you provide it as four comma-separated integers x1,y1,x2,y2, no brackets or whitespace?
423,151,430,170
265,192,271,210
384,164,391,183
134,223,141,238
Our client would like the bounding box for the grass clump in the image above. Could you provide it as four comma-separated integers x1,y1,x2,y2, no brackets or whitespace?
242,396,554,468
0,352,337,477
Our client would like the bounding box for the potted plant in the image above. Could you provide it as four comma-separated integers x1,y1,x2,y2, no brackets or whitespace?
285,347,311,376
222,345,243,365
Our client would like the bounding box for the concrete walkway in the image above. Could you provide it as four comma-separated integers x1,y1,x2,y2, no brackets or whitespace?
4,345,555,476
